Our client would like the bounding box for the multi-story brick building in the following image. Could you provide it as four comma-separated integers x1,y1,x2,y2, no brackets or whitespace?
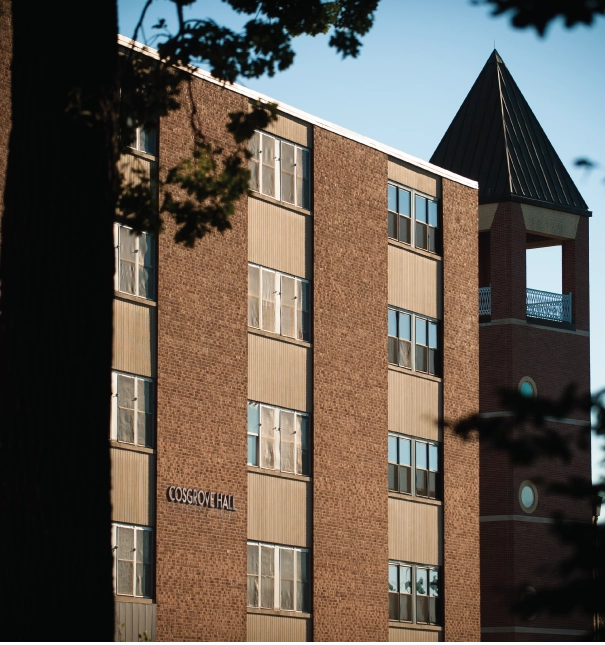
110,40,591,641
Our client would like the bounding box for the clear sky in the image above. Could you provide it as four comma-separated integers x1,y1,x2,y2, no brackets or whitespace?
118,0,605,481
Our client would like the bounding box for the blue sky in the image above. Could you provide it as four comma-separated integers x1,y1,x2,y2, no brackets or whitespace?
118,0,605,481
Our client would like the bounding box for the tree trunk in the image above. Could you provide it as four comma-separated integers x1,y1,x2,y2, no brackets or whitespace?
0,0,118,638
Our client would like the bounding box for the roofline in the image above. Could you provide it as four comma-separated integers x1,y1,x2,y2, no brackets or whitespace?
117,34,479,191
480,194,592,217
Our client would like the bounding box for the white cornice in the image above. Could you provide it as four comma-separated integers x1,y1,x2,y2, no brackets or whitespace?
117,34,478,190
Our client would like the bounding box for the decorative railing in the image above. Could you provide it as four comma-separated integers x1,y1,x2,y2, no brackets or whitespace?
526,288,572,323
479,286,491,315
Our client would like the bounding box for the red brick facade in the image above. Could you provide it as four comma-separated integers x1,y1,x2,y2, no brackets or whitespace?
155,79,249,641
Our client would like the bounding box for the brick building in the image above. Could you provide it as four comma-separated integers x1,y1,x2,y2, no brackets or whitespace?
110,40,591,641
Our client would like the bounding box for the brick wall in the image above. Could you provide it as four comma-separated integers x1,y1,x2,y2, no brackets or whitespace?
312,127,389,641
155,78,249,641
563,215,590,331
0,0,12,220
441,178,482,641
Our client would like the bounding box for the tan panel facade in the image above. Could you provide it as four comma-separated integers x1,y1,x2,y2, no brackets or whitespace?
118,152,157,188
113,298,156,377
389,626,441,642
248,472,309,547
521,203,579,239
388,370,441,441
247,613,309,642
479,203,498,231
388,245,442,319
248,197,312,278
388,159,440,197
111,447,155,526
388,498,441,565
248,333,310,411
262,109,312,148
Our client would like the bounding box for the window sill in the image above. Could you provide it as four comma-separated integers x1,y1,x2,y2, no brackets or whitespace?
389,621,442,632
125,147,157,163
388,239,442,262
247,465,311,483
388,491,442,506
110,440,155,456
247,607,311,619
248,326,312,349
114,290,157,308
249,191,312,217
114,595,154,605
388,364,442,383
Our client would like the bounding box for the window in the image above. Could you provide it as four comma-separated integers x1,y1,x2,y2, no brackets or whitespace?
388,183,439,253
112,523,153,598
388,434,440,499
249,131,310,209
247,542,308,613
248,264,310,341
115,224,156,300
389,562,439,625
388,308,439,376
248,401,309,476
111,371,154,448
129,123,157,157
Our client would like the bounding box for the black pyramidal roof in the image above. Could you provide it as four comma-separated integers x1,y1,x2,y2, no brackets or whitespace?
430,51,590,216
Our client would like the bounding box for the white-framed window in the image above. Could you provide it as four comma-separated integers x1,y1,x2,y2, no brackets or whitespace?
247,542,308,613
389,561,439,625
248,263,310,342
249,131,310,210
388,307,439,376
388,433,440,499
388,183,439,254
111,371,154,448
112,523,153,598
128,123,157,157
248,401,309,476
114,224,156,301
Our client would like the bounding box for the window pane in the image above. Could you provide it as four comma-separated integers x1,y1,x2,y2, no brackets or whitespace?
388,336,398,365
399,438,411,466
428,226,437,254
260,407,275,469
248,544,259,575
398,339,411,368
416,221,428,249
248,265,260,328
281,143,295,204
119,227,136,294
261,135,275,197
428,200,438,227
280,411,295,473
248,436,258,466
296,581,307,613
117,375,135,443
261,546,274,576
416,318,427,346
117,526,134,561
135,562,151,597
416,344,427,372
415,195,427,223
388,565,398,592
117,560,134,595
261,270,276,333
388,309,397,337
389,593,399,620
280,549,294,610
416,442,427,469
429,444,438,472
416,469,427,497
388,463,397,491
416,568,427,595
402,566,412,593
398,215,411,244
398,313,411,340
399,189,411,217
260,576,274,609
247,575,259,607
296,147,310,210
388,211,397,239
388,435,398,463
399,593,412,622
399,465,411,494
428,322,438,349
388,185,397,212
138,233,155,299
429,597,439,625
298,416,309,475
417,596,429,624
248,402,260,436
281,275,296,338
298,281,310,342
140,127,156,156
298,550,308,582
249,132,260,192
136,529,151,565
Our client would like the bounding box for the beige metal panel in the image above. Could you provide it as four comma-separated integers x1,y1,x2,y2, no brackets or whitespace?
479,203,498,231
111,447,155,526
388,371,441,441
247,613,309,642
388,159,440,197
248,333,310,411
388,246,441,319
115,601,156,642
521,203,579,239
118,152,158,194
389,626,441,642
248,197,311,278
389,498,442,565
113,298,156,377
248,472,309,547
261,109,312,148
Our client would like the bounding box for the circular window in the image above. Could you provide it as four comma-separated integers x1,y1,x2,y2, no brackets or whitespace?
520,586,538,621
519,480,538,513
519,377,537,398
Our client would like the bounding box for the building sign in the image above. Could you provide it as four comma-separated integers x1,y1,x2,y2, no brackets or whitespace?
167,485,236,511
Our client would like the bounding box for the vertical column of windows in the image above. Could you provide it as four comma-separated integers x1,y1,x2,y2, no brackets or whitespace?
388,183,439,254
111,372,154,448
388,434,440,500
115,224,156,300
389,562,440,625
113,524,153,598
388,308,439,376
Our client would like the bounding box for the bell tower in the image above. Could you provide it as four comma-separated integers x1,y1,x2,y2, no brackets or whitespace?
431,51,592,640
